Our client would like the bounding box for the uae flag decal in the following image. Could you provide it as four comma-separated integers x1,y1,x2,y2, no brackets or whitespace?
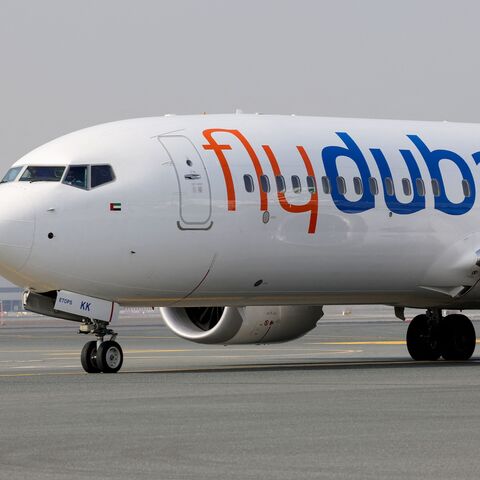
110,202,122,211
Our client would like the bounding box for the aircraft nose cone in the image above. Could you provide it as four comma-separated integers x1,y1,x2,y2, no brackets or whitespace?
0,188,35,273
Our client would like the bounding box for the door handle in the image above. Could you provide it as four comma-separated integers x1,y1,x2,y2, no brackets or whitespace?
184,174,201,180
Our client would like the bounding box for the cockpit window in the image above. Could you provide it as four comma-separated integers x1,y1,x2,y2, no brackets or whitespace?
1,167,22,183
91,165,115,188
62,164,115,190
19,166,65,182
63,165,88,190
1,163,115,189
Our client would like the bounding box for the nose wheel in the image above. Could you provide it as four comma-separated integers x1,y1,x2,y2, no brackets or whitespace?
96,340,124,373
79,320,124,373
80,341,101,373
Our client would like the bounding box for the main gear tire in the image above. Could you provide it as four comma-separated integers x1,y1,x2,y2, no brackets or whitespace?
441,314,476,361
406,314,442,361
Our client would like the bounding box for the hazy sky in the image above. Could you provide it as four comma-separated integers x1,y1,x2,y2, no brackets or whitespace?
1,0,479,170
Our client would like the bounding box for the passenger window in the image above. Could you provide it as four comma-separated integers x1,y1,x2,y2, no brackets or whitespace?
91,165,115,188
275,175,286,193
321,176,331,194
1,166,22,183
306,176,316,194
431,179,441,197
20,166,65,182
385,177,394,196
63,165,88,190
291,175,301,193
353,177,363,195
416,178,425,196
402,178,412,196
462,179,471,197
368,177,379,195
260,175,270,193
243,174,254,193
336,176,347,195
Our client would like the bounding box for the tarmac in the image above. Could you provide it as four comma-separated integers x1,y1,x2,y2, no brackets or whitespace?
1,306,480,479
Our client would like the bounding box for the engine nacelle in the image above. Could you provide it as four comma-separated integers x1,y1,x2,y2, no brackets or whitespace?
160,306,324,345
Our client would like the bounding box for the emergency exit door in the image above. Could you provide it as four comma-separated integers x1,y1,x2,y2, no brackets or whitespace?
159,135,212,229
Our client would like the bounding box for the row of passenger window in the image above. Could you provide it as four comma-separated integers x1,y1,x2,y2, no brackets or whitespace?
243,174,472,198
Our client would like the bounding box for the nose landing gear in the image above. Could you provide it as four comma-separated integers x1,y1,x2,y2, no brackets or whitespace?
406,309,476,361
80,341,101,373
79,320,123,373
96,340,124,373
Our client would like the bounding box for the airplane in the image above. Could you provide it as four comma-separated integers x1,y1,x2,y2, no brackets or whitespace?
0,113,479,373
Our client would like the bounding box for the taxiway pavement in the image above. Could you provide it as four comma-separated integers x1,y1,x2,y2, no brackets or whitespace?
1,309,479,479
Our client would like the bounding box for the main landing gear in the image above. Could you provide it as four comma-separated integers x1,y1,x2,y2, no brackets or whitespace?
406,309,476,361
79,320,123,373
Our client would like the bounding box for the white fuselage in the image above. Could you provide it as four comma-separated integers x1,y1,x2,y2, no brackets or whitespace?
1,114,480,309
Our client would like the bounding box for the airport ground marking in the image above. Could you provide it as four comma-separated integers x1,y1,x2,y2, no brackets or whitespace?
0,361,426,377
119,359,480,374
307,340,407,345
309,340,480,345
126,350,363,360
1,358,479,378
45,348,191,356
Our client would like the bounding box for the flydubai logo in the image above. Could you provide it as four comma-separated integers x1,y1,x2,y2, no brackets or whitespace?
202,128,479,234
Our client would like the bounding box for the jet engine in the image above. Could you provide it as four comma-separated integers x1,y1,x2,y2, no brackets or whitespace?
160,306,324,344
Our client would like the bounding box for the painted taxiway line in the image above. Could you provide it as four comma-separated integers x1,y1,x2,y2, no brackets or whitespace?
0,335,480,344
0,361,421,377
2,349,363,364
309,339,480,345
0,341,410,356
121,358,480,375
8,364,79,370
307,340,407,345
0,371,85,378
43,346,365,357
0,349,83,354
46,349,190,356
125,350,363,360
0,358,478,378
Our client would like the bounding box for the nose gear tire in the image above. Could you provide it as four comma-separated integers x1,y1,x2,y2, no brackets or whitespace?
80,341,101,373
96,340,123,373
